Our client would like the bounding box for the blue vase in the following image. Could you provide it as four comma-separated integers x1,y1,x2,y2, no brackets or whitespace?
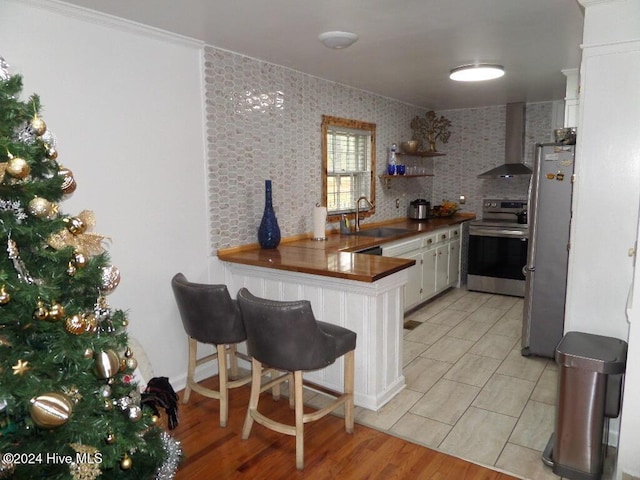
258,180,281,249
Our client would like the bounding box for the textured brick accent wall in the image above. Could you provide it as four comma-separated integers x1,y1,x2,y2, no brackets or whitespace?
203,45,555,252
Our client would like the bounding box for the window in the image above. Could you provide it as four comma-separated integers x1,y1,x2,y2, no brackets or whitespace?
322,115,376,219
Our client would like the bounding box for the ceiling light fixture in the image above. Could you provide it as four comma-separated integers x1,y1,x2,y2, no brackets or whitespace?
318,31,359,49
449,64,505,82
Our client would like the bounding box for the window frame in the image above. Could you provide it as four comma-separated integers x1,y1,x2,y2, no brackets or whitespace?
321,115,376,222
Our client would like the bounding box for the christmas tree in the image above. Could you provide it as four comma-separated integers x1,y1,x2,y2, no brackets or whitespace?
0,57,180,478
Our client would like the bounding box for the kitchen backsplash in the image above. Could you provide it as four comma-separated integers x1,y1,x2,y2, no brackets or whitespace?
434,102,554,215
204,45,555,252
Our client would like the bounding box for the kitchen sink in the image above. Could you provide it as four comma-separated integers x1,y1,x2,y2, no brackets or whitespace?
353,227,413,238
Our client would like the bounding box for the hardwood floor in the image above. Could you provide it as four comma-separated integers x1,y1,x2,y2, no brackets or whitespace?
169,377,520,479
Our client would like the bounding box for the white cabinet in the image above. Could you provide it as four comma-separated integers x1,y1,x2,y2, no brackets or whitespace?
404,250,423,308
435,244,448,291
448,227,461,288
382,225,462,311
382,237,423,309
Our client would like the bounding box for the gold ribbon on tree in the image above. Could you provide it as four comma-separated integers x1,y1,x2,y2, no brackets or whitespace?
47,210,108,256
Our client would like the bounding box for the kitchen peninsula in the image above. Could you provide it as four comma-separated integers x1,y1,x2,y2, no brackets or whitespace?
218,213,474,410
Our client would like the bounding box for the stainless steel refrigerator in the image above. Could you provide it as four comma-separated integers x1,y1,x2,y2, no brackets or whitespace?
521,143,575,358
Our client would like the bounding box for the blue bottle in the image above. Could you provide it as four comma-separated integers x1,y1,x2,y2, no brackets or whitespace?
258,179,281,249
388,143,398,175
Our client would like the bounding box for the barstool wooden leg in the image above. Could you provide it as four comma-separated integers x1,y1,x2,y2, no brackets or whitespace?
294,370,304,470
242,357,262,439
344,349,355,434
228,344,239,378
183,337,197,403
217,344,229,427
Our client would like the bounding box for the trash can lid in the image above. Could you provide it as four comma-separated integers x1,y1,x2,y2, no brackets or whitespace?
555,331,627,373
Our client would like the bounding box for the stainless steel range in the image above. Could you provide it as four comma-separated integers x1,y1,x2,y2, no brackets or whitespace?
467,199,529,297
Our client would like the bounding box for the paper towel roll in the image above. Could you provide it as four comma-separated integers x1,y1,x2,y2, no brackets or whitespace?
312,206,327,240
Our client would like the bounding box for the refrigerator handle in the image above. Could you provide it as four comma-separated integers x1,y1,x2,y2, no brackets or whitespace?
523,265,535,276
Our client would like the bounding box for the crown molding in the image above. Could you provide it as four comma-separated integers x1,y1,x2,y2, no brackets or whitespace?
577,0,624,7
7,0,204,49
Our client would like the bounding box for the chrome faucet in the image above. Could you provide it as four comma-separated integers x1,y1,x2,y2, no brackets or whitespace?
355,196,375,232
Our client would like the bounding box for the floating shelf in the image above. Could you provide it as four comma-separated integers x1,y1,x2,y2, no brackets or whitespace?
397,151,446,158
378,173,434,188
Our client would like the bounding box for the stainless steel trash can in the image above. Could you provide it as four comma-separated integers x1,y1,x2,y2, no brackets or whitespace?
543,331,627,480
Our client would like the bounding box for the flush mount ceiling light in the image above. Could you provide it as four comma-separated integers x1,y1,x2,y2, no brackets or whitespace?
318,31,359,49
449,64,505,82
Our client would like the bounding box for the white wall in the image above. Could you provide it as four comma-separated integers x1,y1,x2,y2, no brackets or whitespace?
0,0,209,388
569,1,640,477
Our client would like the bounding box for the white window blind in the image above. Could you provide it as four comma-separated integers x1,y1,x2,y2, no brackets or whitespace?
326,126,372,214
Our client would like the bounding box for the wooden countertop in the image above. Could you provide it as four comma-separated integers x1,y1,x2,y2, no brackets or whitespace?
217,213,475,283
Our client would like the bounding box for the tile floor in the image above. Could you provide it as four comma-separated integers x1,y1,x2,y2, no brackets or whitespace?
342,287,616,480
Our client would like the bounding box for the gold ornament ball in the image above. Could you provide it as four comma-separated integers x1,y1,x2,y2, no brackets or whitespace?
72,251,87,268
83,348,94,359
64,314,86,335
150,414,159,425
31,116,47,136
48,302,65,321
46,146,58,160
58,167,76,195
0,453,16,477
100,266,121,295
105,432,116,444
67,261,77,276
6,157,30,179
128,405,142,422
28,197,52,218
120,454,132,470
98,385,112,398
29,392,73,429
103,399,113,411
126,357,138,371
124,346,133,358
94,349,120,379
84,313,98,333
64,216,86,235
0,286,10,305
33,302,49,321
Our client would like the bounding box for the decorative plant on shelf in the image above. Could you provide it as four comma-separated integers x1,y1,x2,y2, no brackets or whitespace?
410,111,452,152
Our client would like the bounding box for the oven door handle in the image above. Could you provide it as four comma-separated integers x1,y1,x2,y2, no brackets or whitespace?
523,265,535,276
469,228,529,239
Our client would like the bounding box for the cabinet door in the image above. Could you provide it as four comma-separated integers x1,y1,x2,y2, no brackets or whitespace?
448,239,461,287
435,245,449,292
404,250,423,310
422,246,437,300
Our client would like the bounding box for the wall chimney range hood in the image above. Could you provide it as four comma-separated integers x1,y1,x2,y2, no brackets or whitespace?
478,102,532,178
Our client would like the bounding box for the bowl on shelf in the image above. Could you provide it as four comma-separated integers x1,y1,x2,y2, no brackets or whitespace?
400,140,421,154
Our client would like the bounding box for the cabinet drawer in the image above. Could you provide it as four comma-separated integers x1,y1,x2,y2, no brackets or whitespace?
435,230,450,243
449,227,460,241
421,234,438,248
382,237,422,257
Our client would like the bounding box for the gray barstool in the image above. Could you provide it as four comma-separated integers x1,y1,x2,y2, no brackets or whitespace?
237,287,356,470
171,273,252,427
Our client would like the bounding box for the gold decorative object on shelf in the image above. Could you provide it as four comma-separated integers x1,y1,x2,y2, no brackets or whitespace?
400,140,420,154
410,111,452,152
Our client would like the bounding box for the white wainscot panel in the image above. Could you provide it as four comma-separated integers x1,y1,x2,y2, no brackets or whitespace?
223,263,408,411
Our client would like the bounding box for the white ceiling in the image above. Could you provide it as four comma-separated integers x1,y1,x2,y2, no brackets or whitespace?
60,0,585,110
